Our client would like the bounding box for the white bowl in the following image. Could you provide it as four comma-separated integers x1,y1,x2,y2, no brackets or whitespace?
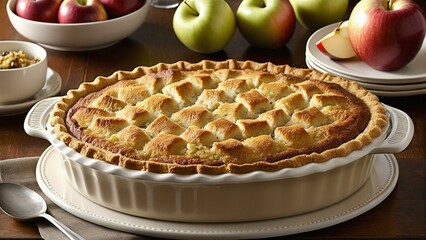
0,41,47,104
25,98,414,222
6,0,151,51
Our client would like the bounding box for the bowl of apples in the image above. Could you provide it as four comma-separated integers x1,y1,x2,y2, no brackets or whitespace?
6,0,150,51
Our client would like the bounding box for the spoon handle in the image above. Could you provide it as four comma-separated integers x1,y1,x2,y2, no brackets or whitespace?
41,213,85,240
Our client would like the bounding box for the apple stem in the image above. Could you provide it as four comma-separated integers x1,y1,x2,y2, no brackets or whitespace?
387,0,391,10
337,21,343,28
183,0,199,16
77,0,88,5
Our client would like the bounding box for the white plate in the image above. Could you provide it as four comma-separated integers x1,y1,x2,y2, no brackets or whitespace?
306,51,426,90
0,68,61,116
307,23,426,83
306,55,426,97
365,88,426,97
36,146,399,240
352,79,426,91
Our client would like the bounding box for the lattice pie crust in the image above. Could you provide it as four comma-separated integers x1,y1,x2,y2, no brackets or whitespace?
50,60,387,174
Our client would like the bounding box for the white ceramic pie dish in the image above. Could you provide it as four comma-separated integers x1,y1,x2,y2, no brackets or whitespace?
25,97,414,222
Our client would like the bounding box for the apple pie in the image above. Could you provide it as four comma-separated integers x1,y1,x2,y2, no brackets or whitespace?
50,59,387,174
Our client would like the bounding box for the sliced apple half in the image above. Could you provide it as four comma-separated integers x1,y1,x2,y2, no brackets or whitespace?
316,21,356,60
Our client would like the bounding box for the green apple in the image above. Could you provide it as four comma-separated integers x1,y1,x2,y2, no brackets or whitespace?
173,0,236,54
236,0,296,49
290,0,348,31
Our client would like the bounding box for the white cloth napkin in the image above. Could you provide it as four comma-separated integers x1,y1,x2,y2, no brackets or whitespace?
0,157,159,240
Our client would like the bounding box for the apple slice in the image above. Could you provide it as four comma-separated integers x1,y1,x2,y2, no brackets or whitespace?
316,21,356,60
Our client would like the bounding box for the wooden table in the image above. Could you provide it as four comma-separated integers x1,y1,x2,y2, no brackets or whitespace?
1,1,425,239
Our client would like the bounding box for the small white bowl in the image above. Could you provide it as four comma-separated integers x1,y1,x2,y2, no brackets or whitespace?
6,0,151,51
0,41,47,104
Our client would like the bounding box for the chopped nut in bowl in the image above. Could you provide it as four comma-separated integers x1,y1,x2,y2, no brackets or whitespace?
0,41,47,104
0,50,40,69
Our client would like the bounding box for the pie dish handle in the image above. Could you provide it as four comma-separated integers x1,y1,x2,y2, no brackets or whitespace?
24,97,60,140
369,105,414,154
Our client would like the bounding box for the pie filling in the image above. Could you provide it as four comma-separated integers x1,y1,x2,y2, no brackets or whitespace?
50,60,387,174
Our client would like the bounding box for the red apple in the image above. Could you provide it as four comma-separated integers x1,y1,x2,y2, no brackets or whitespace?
348,0,426,71
15,0,62,23
58,0,108,23
236,0,296,49
100,0,144,18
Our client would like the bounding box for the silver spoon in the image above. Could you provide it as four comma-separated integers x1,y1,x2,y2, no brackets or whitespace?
0,182,84,240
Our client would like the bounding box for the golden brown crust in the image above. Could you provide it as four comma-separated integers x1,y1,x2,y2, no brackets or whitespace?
50,59,387,175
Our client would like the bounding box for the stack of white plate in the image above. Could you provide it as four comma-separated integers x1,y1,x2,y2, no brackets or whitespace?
306,23,426,97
